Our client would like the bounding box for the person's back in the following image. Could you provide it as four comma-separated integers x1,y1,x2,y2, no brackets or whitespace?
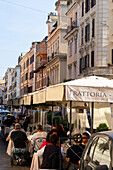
11,130,27,148
41,144,59,169
67,143,85,164
40,134,61,169
31,124,47,151
10,123,28,148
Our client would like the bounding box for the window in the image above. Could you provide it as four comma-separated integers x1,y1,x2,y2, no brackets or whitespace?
92,19,95,37
80,58,83,74
26,72,28,80
85,54,89,68
24,62,25,69
15,72,17,77
68,66,72,79
82,1,84,17
91,51,94,67
30,71,34,79
81,28,84,45
75,12,77,24
74,64,76,79
70,42,72,56
93,137,111,168
85,0,90,13
83,136,111,170
75,38,77,54
70,17,72,27
58,40,59,53
30,54,34,64
26,59,29,67
91,0,96,8
85,24,90,42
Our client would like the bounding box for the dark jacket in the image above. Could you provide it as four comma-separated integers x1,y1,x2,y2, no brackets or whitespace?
41,144,60,169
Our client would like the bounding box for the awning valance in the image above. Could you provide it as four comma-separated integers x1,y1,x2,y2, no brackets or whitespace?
33,92,39,104
46,85,64,102
24,95,31,105
19,97,24,105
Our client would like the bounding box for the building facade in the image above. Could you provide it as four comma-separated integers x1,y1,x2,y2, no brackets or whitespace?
46,0,67,85
18,53,29,96
35,37,48,91
4,68,14,102
78,0,113,78
64,0,79,80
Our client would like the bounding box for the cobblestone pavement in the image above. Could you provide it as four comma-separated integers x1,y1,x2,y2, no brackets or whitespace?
0,132,30,170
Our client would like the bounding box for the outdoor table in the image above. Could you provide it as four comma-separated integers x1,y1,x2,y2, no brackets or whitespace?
30,153,43,170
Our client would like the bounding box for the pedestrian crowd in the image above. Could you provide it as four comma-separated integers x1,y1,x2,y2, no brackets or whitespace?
4,114,91,169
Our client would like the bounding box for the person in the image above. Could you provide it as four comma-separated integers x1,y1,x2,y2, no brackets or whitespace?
65,133,85,170
50,124,57,130
37,133,62,169
40,129,58,149
23,117,29,132
82,131,90,146
3,114,15,127
31,124,47,152
7,123,29,148
6,123,25,142
56,124,67,138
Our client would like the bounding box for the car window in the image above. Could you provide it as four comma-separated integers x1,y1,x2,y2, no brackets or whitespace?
93,136,111,168
84,136,98,161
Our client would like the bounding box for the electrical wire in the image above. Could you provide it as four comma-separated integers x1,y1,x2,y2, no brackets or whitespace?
0,0,68,18
0,0,47,14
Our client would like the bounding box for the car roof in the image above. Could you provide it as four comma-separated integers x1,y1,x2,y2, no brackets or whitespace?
93,131,113,140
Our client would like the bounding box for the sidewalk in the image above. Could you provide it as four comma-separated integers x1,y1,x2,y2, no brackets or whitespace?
0,132,29,170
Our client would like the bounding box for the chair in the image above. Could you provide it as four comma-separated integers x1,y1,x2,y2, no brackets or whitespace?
34,137,46,152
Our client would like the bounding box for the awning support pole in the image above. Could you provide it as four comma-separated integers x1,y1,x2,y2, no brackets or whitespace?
91,102,94,134
69,101,72,144
52,101,54,125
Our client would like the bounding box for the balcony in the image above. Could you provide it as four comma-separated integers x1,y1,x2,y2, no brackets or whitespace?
80,66,113,78
66,21,78,33
35,57,47,72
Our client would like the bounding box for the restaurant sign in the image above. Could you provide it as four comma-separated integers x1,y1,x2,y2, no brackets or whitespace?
66,85,113,103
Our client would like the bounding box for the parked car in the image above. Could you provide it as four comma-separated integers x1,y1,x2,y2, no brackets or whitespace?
80,131,113,170
0,110,10,124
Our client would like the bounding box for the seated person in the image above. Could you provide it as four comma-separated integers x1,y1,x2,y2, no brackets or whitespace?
82,131,90,146
37,133,62,169
65,133,85,170
40,129,58,149
6,124,25,142
7,123,29,148
31,124,47,152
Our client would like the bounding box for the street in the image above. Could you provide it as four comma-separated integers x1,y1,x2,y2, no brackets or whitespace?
0,132,29,170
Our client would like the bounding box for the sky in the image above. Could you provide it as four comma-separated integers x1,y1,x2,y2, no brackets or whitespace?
0,0,56,79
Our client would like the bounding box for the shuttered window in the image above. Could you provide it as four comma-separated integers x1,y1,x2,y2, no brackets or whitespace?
91,51,94,67
85,54,89,68
82,1,84,17
92,19,95,37
81,28,84,45
85,24,90,42
80,58,82,74
91,0,96,8
85,0,90,13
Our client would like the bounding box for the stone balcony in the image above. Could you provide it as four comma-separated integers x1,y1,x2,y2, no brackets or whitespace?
79,66,113,78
